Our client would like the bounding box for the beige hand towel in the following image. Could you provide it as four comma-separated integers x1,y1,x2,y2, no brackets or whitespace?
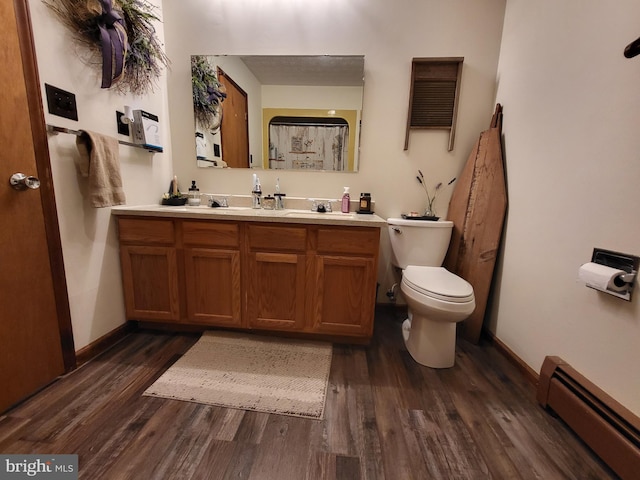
76,130,126,208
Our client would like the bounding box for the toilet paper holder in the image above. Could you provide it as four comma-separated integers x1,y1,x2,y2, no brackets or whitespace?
587,248,639,301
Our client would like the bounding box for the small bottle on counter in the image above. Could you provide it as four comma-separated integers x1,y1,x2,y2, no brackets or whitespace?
359,193,372,213
188,180,200,206
262,195,275,210
341,187,350,213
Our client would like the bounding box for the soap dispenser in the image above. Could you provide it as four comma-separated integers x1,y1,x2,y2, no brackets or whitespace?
341,187,350,213
188,180,200,206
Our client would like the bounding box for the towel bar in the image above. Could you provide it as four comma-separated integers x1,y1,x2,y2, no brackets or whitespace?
46,124,162,153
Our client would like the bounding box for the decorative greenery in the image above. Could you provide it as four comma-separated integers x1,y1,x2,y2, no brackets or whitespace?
118,0,169,94
43,0,169,95
191,55,226,131
416,170,456,216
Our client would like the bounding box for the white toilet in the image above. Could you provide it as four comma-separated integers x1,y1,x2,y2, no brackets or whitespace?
387,218,475,368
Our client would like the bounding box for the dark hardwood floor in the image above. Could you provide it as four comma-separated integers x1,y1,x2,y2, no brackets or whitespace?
0,308,617,479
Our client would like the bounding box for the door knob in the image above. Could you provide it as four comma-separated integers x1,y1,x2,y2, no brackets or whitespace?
10,173,40,190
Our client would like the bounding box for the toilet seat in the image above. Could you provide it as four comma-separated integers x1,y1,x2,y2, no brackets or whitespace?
403,266,474,303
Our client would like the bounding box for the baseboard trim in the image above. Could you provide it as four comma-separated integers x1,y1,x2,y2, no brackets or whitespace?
482,328,539,387
75,322,136,367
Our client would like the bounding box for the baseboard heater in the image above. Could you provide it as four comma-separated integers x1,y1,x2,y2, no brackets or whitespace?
537,356,640,479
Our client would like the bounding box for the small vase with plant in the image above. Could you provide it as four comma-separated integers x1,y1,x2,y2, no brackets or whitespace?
416,170,456,218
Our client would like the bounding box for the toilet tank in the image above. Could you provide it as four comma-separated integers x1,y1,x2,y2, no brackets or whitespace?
387,218,454,268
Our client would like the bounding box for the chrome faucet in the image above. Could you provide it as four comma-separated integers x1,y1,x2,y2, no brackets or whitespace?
207,195,228,207
311,199,333,212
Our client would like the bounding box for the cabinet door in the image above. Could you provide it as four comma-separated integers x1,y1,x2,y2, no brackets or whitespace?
120,245,180,321
311,255,376,337
246,251,306,331
184,247,241,326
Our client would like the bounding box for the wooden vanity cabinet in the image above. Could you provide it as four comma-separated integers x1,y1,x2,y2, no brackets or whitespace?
182,221,242,327
245,224,308,332
118,218,180,321
245,223,380,338
116,216,380,341
311,227,379,337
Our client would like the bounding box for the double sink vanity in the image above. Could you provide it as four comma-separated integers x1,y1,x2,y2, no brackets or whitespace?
111,200,386,343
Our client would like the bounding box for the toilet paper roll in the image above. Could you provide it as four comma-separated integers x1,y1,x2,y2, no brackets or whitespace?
578,262,628,293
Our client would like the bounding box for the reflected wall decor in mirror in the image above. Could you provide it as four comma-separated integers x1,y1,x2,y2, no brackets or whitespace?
191,55,365,172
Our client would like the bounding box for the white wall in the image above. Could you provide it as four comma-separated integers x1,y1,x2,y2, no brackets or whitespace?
28,0,173,350
494,0,640,415
162,0,507,303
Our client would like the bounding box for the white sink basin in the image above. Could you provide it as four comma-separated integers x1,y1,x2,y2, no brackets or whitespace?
284,210,356,219
162,205,248,212
207,206,250,212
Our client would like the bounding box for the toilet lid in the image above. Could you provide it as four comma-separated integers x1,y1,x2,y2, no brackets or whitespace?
403,266,474,302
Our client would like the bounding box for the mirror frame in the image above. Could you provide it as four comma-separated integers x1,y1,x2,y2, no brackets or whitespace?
192,55,365,172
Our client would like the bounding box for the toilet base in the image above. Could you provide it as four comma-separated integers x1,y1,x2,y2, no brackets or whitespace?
402,316,456,368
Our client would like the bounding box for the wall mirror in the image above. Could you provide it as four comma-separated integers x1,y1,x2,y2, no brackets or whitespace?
191,55,364,172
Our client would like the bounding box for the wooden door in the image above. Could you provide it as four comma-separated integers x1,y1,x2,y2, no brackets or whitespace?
218,68,249,168
0,0,75,413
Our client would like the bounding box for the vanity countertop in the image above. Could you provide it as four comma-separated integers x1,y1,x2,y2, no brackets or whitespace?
111,204,387,227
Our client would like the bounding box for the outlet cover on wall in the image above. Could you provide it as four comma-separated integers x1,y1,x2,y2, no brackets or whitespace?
45,84,78,121
116,111,130,136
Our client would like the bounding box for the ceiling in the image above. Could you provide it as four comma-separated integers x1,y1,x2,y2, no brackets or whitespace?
238,55,365,87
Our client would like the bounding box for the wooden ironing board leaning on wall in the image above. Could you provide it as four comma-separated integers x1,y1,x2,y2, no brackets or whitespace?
444,103,507,344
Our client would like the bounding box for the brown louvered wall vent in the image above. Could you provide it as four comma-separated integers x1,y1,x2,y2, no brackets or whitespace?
404,57,463,151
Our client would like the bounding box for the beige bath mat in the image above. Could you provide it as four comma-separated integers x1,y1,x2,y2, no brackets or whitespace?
143,331,333,419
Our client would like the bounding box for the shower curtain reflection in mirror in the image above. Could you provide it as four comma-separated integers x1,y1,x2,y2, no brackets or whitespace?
268,119,349,170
